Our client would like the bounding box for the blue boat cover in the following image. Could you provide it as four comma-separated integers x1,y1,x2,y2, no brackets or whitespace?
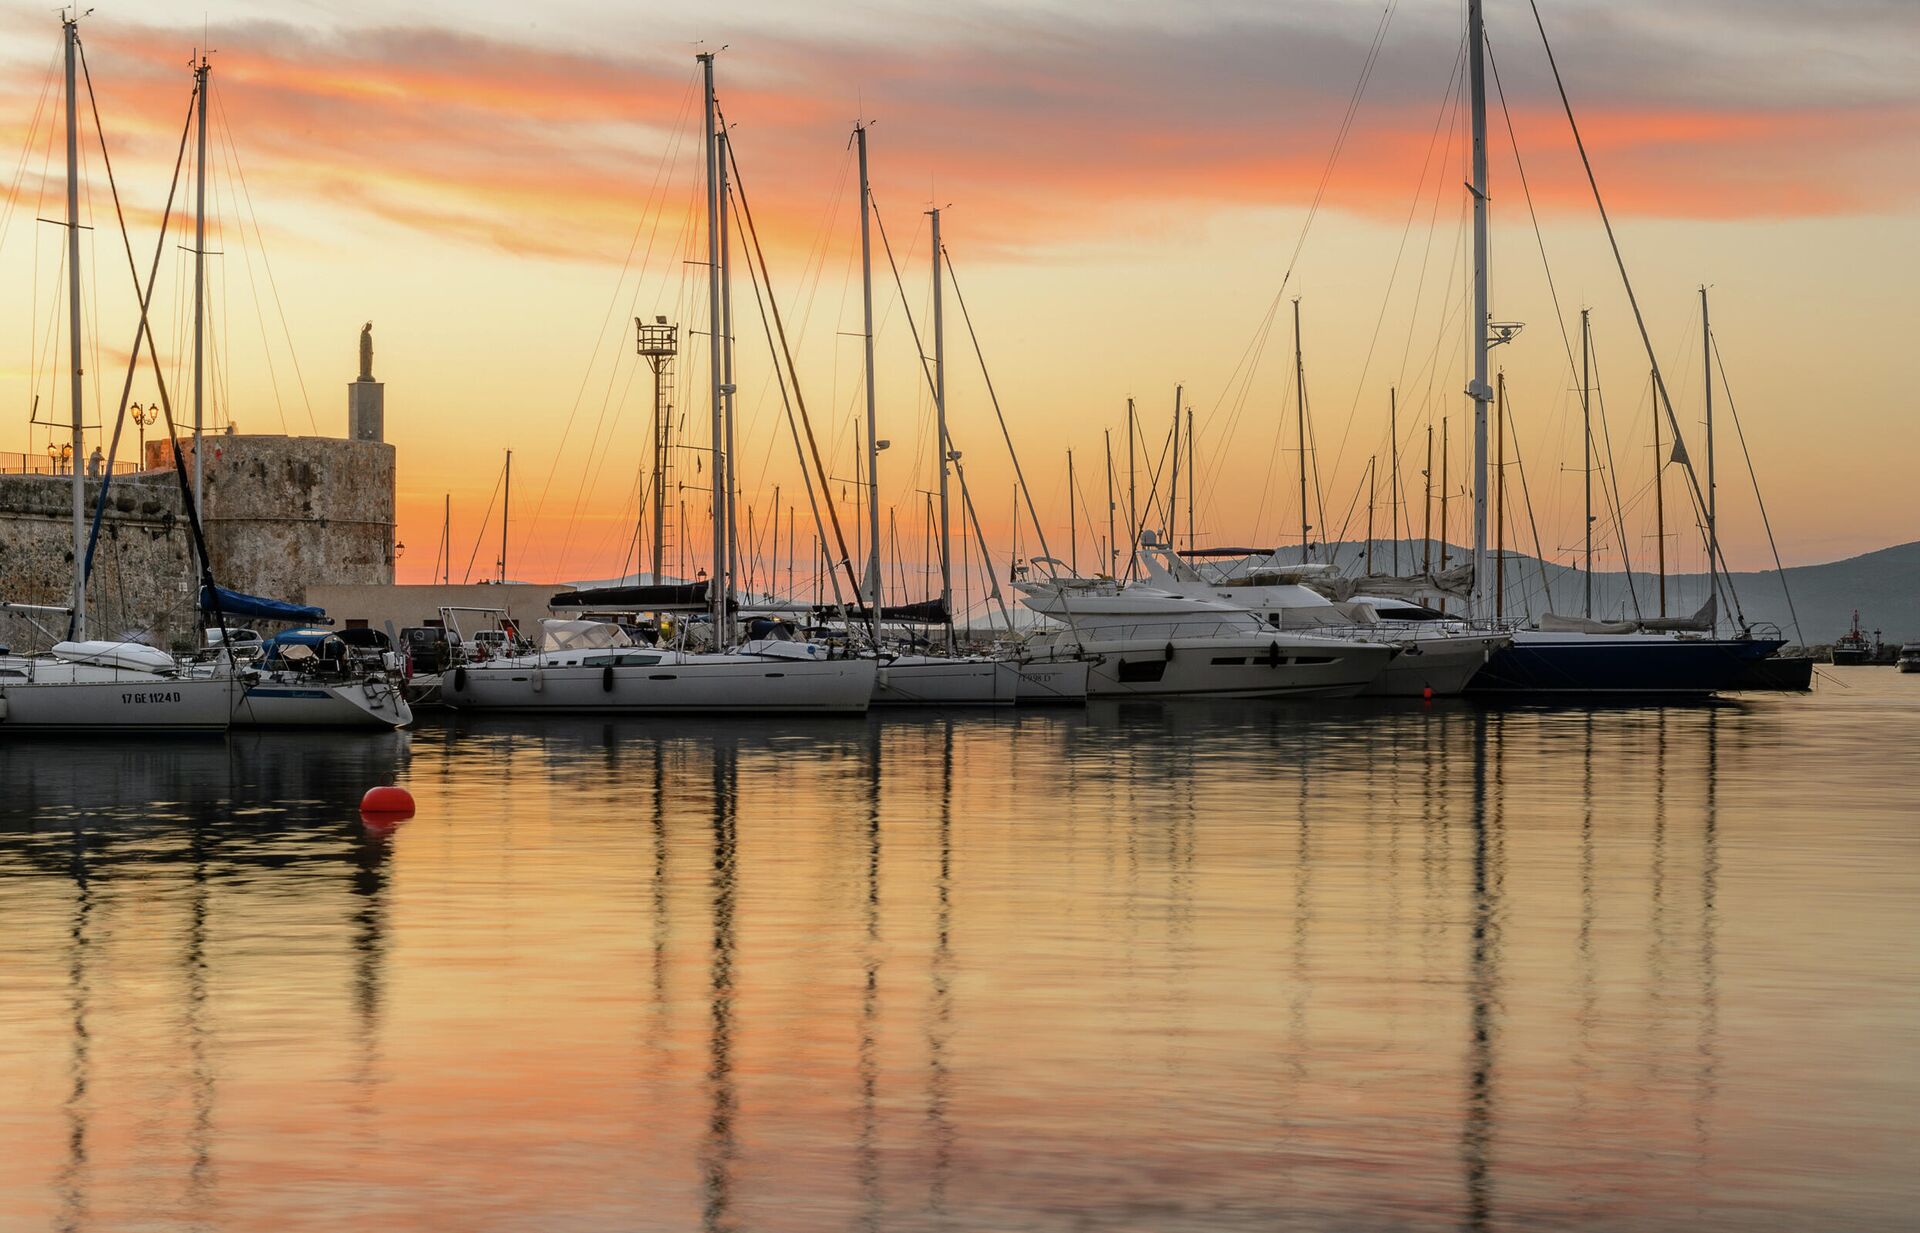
200,585,330,624
261,627,343,652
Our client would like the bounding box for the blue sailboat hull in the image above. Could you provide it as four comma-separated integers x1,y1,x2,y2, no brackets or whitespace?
1467,634,1785,696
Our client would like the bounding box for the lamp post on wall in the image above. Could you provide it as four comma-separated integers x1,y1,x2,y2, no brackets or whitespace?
129,401,160,465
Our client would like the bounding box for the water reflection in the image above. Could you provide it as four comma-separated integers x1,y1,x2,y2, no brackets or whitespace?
703,743,738,1233
1461,711,1502,1232
0,686,1914,1231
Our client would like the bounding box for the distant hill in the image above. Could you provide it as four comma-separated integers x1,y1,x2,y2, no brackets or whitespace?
1280,539,1920,645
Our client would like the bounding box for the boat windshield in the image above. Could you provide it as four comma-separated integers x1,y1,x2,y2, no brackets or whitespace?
540,619,633,653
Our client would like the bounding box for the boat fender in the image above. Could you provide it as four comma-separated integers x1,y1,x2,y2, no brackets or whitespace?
602,665,615,693
0,693,7,722
1266,641,1282,668
531,670,544,694
1163,642,1175,662
452,666,468,692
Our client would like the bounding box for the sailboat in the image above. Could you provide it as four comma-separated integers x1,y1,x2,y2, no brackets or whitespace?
1441,0,1782,696
0,19,238,733
442,53,876,715
848,132,1015,707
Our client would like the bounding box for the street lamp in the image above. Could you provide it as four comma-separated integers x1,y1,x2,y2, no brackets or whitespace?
129,401,160,465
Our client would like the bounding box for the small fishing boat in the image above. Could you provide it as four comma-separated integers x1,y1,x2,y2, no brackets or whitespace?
1830,611,1878,665
1898,643,1920,674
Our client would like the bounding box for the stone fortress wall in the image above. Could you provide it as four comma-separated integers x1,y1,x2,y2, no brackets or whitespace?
0,347,395,652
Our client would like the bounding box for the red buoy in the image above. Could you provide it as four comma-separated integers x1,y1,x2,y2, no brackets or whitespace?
360,785,416,820
1422,687,1434,701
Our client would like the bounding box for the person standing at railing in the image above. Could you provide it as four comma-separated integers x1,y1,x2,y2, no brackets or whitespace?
87,445,103,479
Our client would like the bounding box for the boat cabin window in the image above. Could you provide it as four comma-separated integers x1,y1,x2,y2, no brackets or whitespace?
581,652,664,667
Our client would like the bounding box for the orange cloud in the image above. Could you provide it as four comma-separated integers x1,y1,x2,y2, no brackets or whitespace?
0,13,1906,273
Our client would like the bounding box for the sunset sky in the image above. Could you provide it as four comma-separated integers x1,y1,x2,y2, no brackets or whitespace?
0,0,1914,598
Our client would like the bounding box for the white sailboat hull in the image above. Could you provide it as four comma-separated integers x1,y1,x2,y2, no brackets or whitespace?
0,665,235,732
233,676,413,728
443,654,877,714
872,656,1018,706
1012,657,1090,704
1361,631,1507,697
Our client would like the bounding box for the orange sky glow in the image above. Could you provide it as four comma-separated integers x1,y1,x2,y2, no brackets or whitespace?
0,1,1914,601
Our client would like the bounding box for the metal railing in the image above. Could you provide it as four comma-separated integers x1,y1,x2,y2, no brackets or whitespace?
0,451,142,477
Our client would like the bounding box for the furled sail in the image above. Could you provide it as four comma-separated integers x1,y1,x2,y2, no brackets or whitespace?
550,582,709,610
200,584,329,624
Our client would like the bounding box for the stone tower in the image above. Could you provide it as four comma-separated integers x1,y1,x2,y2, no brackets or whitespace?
349,320,384,443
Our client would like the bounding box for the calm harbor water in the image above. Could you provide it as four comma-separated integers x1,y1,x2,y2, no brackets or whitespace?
1,670,1915,1232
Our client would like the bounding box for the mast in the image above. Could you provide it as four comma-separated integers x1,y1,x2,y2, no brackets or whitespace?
500,450,511,583
442,493,451,585
1467,0,1493,620
1168,384,1181,546
1653,365,1667,617
1104,428,1115,577
1440,416,1451,613
1186,406,1195,553
1365,457,1375,575
855,124,882,613
1701,284,1718,634
63,15,85,638
929,205,953,647
699,53,726,637
1125,398,1137,579
1581,307,1593,617
191,52,209,511
1067,449,1077,576
1494,371,1506,622
1293,297,1309,562
1423,421,1433,575
718,130,739,624
1390,387,1400,574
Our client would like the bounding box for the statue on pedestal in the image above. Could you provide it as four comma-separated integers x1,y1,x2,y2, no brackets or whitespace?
359,321,374,381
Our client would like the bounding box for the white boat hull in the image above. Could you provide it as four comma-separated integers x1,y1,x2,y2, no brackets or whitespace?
233,676,413,728
1036,635,1394,699
873,656,1018,706
443,654,877,713
1012,657,1090,704
1361,632,1507,697
0,668,235,732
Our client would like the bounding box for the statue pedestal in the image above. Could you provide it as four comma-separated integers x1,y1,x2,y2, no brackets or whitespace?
348,378,384,443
